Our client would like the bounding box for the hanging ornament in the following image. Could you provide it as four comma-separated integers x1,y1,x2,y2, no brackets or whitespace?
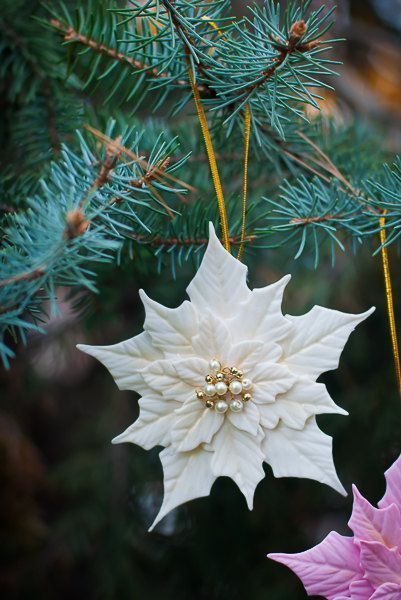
77,223,374,531
268,454,401,599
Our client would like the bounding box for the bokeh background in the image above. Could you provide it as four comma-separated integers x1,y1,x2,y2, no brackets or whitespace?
1,1,401,598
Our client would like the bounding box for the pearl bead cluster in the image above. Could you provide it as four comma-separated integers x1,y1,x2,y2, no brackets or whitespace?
196,358,253,414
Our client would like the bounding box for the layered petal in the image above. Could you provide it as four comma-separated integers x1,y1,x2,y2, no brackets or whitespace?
77,331,162,395
348,578,375,599
140,290,198,356
225,340,267,372
349,485,401,549
149,447,216,531
268,532,362,600
263,417,346,495
227,401,260,436
171,398,224,452
112,394,180,449
258,379,347,430
211,420,265,509
190,312,231,362
370,583,401,599
378,454,401,510
142,359,194,403
280,305,375,380
251,362,295,405
186,223,250,319
359,541,401,587
228,275,292,347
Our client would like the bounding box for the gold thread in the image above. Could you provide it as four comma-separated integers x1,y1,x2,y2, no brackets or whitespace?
187,67,230,251
379,212,401,396
237,104,251,261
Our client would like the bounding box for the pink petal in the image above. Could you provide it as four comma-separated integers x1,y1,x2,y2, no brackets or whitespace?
349,578,375,599
378,454,401,510
370,582,401,599
349,485,401,549
360,541,401,587
268,531,362,600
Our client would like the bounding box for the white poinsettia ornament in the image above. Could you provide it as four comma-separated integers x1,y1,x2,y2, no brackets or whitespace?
78,223,374,531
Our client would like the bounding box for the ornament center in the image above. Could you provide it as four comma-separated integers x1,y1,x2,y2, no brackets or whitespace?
196,359,253,413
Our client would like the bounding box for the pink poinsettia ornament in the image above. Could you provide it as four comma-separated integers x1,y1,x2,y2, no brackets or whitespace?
268,455,401,599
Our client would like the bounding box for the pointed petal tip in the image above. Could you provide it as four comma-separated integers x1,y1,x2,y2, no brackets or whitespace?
111,434,123,445
76,343,95,356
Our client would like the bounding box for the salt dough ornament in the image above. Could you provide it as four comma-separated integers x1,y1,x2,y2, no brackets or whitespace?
77,223,374,531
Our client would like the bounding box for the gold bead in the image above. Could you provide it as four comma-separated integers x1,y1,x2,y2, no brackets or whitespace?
216,372,224,381
205,400,214,409
196,390,205,400
205,374,213,384
230,366,238,375
237,370,243,378
243,393,252,402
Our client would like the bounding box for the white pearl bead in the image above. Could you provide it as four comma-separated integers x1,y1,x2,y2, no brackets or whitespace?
242,378,252,391
209,358,221,372
229,380,242,395
204,384,216,397
215,400,228,414
229,399,244,413
215,381,228,396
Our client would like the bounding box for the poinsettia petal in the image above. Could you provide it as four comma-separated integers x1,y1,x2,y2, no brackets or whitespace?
280,305,375,380
112,394,179,449
227,401,260,436
268,531,362,600
349,485,401,548
211,420,265,509
171,398,224,452
77,331,162,395
226,340,267,371
378,454,401,510
263,417,346,495
149,446,216,531
359,541,401,586
191,312,232,362
348,578,375,599
251,362,295,405
258,379,347,430
143,359,192,402
186,223,250,319
140,290,199,355
370,583,401,599
229,275,292,346
172,357,209,388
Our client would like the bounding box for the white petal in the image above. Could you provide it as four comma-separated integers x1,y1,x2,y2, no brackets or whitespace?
263,417,346,495
173,357,209,387
228,401,260,436
112,394,180,449
190,311,231,362
186,223,250,319
140,290,198,356
226,340,266,371
142,359,192,403
229,275,292,346
171,398,224,452
251,362,295,404
149,447,216,531
77,331,162,395
211,420,265,509
281,305,375,380
258,378,348,430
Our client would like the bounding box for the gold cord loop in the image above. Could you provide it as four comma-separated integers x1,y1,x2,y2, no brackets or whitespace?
379,212,401,397
237,104,251,261
187,67,230,252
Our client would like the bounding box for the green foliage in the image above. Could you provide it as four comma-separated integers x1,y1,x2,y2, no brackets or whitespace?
1,0,401,366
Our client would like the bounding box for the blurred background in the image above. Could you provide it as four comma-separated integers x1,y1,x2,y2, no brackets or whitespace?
1,0,401,598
